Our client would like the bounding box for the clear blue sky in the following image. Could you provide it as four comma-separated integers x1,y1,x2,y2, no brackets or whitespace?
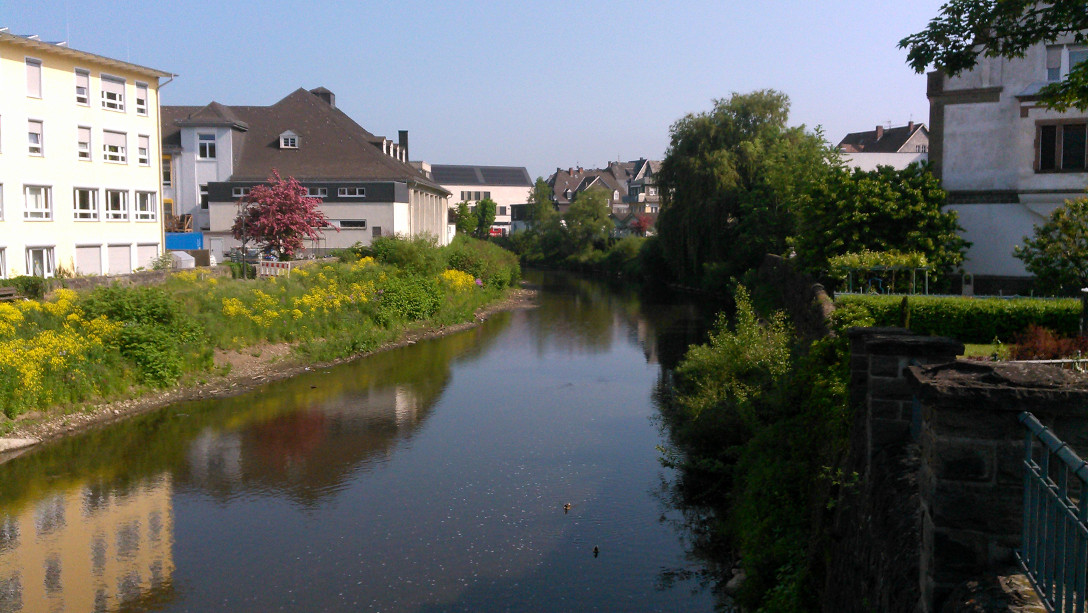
3,0,948,180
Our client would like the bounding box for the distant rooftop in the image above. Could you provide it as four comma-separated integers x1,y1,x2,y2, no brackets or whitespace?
431,165,532,187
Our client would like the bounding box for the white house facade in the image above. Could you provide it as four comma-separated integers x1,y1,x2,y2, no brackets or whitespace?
0,29,171,277
929,36,1088,280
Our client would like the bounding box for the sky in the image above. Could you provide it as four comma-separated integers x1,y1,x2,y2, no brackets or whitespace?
2,0,948,180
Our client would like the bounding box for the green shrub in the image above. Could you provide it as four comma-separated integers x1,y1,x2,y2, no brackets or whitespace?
376,274,442,325
363,235,447,276
446,236,521,289
835,294,1079,343
117,324,183,387
1,276,46,299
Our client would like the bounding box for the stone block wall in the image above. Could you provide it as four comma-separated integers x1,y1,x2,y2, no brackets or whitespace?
907,360,1088,609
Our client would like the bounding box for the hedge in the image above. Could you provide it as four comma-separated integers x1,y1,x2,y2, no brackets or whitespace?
835,294,1081,343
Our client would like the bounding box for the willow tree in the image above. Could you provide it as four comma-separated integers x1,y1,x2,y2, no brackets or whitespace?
655,90,836,287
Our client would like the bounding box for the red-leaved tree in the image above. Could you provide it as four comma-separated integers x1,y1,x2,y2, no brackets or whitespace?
231,171,335,259
630,214,653,237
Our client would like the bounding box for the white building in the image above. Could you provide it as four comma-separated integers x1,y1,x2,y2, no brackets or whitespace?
0,29,172,277
162,87,450,259
837,122,929,171
929,36,1088,280
430,165,533,237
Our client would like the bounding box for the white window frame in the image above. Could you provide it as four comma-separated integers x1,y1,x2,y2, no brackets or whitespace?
103,130,127,163
162,156,172,187
78,126,92,161
306,187,327,197
25,246,55,278
339,219,367,229
135,191,156,221
105,189,128,221
280,131,299,149
101,75,125,111
338,187,366,197
0,184,4,221
23,185,51,220
231,187,251,198
135,82,148,116
0,249,6,279
74,187,99,220
197,133,216,159
75,69,90,105
28,120,44,156
137,135,150,166
199,184,208,209
26,58,42,99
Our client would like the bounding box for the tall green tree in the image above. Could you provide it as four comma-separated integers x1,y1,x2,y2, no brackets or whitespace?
791,164,969,275
655,90,836,286
454,201,476,235
1014,197,1088,294
900,1,1088,110
526,177,557,229
563,187,612,254
473,198,497,239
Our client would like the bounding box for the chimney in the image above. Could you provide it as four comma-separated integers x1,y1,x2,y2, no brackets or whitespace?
309,87,335,108
398,130,409,160
569,167,573,175
875,125,884,140
907,121,915,133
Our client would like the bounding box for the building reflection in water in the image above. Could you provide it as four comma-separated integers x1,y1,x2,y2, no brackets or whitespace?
0,474,174,612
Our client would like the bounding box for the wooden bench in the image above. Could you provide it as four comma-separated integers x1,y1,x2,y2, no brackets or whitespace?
0,287,22,302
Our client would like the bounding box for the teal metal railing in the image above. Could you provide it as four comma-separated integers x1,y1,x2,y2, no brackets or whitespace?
1017,411,1088,612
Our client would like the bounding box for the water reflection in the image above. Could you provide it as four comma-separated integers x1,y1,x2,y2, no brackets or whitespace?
0,474,174,612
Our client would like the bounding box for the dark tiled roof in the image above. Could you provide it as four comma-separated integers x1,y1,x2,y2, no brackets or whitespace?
162,89,446,192
837,123,928,154
547,159,660,204
430,165,532,187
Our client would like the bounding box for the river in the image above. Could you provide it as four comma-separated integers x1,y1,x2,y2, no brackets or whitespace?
0,271,721,612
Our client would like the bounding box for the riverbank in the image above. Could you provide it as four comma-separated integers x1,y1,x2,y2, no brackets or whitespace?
0,284,538,455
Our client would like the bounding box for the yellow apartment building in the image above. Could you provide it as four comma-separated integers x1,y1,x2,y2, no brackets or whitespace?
0,29,172,277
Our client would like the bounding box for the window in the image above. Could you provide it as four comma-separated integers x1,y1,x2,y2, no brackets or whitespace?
105,190,128,220
26,58,42,98
103,131,126,163
461,191,490,201
338,187,366,197
1038,123,1088,172
340,219,367,228
199,184,208,209
0,249,5,279
24,186,51,220
101,76,125,111
498,206,507,216
135,191,156,221
0,184,4,220
26,247,54,278
138,135,150,165
231,187,251,198
75,69,90,105
1046,44,1088,82
135,83,148,116
372,226,382,238
162,156,172,186
198,133,216,159
306,187,327,197
28,120,43,155
74,126,90,161
280,131,299,149
74,188,99,220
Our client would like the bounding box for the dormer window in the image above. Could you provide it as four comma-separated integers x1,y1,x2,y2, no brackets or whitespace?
280,131,299,149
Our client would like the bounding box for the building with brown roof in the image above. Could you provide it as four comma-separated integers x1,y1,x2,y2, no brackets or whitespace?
546,158,661,216
161,87,451,258
837,122,929,171
430,165,532,236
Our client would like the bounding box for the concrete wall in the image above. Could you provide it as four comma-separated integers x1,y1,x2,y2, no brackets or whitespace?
0,37,165,278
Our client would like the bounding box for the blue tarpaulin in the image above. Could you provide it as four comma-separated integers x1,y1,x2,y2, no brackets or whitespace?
165,232,203,250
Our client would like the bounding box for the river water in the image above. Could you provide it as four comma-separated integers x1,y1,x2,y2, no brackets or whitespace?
0,272,720,612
